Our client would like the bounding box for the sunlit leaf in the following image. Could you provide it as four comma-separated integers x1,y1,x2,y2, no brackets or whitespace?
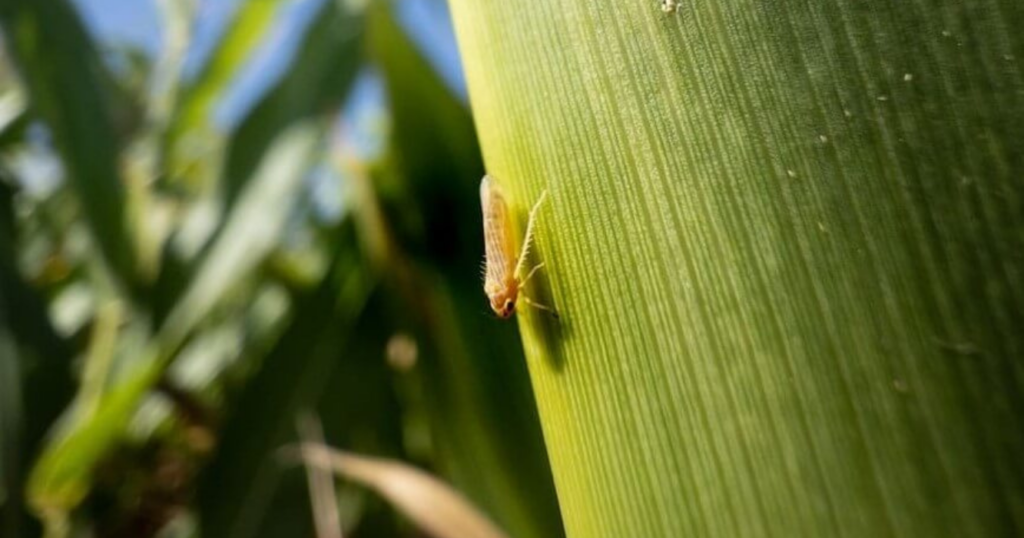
448,0,1024,535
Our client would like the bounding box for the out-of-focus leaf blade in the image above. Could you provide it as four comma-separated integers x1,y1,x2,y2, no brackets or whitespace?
0,0,138,283
295,414,341,538
368,3,482,260
124,0,196,282
219,0,363,213
160,122,322,349
25,352,163,518
166,0,285,183
296,444,510,538
209,289,409,538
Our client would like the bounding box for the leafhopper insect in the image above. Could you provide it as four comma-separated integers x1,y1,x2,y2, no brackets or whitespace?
480,175,557,319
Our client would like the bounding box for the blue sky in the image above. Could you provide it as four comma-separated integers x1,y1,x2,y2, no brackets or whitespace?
69,0,163,56
69,0,467,128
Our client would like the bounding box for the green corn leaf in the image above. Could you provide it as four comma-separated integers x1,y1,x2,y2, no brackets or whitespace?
25,350,164,521
448,0,1024,536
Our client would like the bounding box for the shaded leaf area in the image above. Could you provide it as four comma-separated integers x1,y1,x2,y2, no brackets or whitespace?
213,291,411,538
195,221,385,538
1,286,24,538
0,0,139,285
0,179,25,534
366,6,564,538
0,175,75,455
450,0,1024,536
0,175,74,538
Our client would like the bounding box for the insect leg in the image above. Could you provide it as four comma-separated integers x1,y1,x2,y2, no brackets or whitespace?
520,262,545,288
520,295,559,319
514,189,548,280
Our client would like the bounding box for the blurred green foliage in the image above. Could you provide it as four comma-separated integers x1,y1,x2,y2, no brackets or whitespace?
0,0,563,537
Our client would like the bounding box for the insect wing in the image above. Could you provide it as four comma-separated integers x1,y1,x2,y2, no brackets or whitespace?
480,175,516,287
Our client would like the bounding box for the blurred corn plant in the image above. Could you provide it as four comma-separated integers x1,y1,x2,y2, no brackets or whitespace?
0,0,562,537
